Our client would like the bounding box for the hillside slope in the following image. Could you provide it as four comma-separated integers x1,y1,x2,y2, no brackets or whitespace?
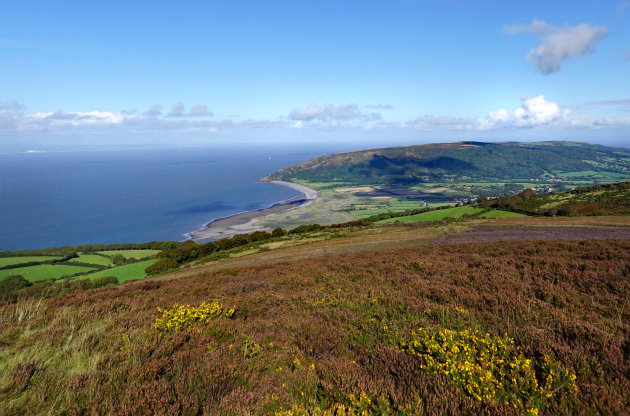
480,181,630,216
1,220,629,415
264,141,630,187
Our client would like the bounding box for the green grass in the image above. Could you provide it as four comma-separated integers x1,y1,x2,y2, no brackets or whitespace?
86,259,158,282
478,210,528,218
0,264,96,282
349,199,423,219
387,198,420,209
0,256,62,268
350,209,393,219
376,205,484,224
289,179,355,190
67,253,112,266
97,249,161,260
598,171,630,179
426,202,456,208
561,170,601,178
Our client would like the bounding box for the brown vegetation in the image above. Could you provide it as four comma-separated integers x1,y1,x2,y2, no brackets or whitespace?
1,237,628,414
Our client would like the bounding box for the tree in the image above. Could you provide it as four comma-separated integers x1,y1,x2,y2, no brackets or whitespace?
111,254,126,266
272,227,285,237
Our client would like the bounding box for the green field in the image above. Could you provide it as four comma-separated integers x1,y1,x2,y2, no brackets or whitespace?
0,256,62,268
426,202,456,208
376,205,484,224
97,249,161,260
290,179,354,190
86,259,158,283
351,209,393,219
348,198,423,219
0,264,96,282
387,198,421,209
478,210,528,218
561,170,600,178
67,253,112,266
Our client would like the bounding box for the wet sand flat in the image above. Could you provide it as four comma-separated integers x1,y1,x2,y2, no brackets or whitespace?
189,181,318,242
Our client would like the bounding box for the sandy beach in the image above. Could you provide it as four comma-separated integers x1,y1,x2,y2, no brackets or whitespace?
188,181,319,242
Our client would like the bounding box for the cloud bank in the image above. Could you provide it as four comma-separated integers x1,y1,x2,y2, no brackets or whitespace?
506,20,608,74
188,105,213,117
144,105,162,116
166,102,185,117
1,97,628,138
164,103,214,118
406,95,627,131
289,103,362,122
289,103,382,129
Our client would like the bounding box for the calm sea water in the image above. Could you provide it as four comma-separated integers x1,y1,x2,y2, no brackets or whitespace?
0,146,326,251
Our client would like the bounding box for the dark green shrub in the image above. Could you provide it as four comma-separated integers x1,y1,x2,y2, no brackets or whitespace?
58,278,92,292
249,231,271,242
272,227,286,237
290,224,321,234
145,258,178,276
111,254,126,266
0,275,31,294
92,275,118,288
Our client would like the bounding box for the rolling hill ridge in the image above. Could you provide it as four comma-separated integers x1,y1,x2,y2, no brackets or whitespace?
264,141,630,186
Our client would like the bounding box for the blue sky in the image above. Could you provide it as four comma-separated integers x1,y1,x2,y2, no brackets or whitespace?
1,0,629,149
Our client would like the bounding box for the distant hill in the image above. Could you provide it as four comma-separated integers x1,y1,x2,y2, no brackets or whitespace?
264,141,630,186
480,181,630,216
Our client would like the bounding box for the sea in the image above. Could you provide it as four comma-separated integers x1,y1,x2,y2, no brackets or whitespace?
0,145,338,251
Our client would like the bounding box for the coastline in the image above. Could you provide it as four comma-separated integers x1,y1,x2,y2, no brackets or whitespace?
187,181,319,242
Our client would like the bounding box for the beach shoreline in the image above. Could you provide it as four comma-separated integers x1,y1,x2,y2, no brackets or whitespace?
187,181,319,242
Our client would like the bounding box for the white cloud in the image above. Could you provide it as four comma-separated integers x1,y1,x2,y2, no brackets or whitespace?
515,94,567,125
0,100,25,112
188,105,213,117
366,104,394,110
144,104,162,116
406,95,626,132
24,111,126,130
506,20,608,74
287,103,384,130
162,103,214,117
1,97,628,138
405,115,478,130
289,103,361,121
166,102,185,117
0,103,282,134
568,98,630,112
480,95,568,129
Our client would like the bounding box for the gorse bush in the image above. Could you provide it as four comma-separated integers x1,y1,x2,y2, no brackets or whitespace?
153,300,236,333
401,328,577,415
275,391,400,416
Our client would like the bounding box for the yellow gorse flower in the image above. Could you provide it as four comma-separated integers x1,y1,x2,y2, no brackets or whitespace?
275,391,373,416
400,328,578,415
153,300,236,333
